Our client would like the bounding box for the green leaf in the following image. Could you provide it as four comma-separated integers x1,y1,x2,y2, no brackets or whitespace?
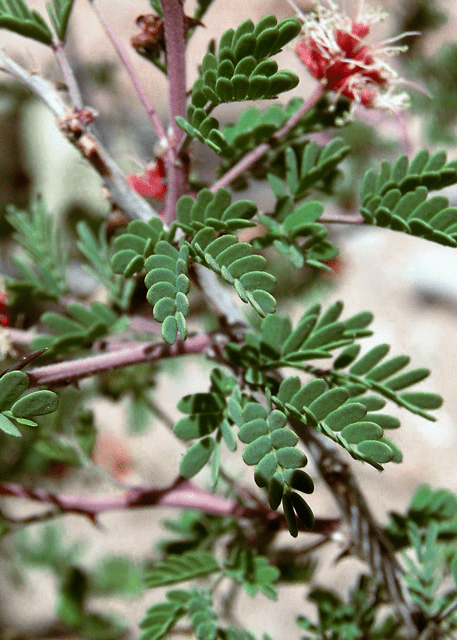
0,0,53,45
288,469,314,494
324,403,367,432
357,440,394,464
180,437,215,478
275,447,307,469
46,0,75,41
11,390,58,418
139,597,186,640
0,413,22,437
399,391,443,410
224,551,280,600
242,435,271,465
145,551,220,588
0,371,29,411
340,421,383,444
282,491,298,537
34,439,81,465
291,492,314,530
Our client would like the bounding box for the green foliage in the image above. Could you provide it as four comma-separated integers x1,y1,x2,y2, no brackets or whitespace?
296,575,408,640
0,0,53,45
139,589,220,640
228,393,314,535
46,0,75,41
189,227,276,318
2,2,457,639
176,15,301,152
158,510,237,555
174,369,238,483
145,550,220,587
254,200,338,270
275,138,351,203
31,301,127,357
139,590,189,640
193,0,214,22
223,549,281,599
249,139,350,269
110,217,165,278
225,300,372,383
328,341,442,420
385,484,457,550
77,221,134,310
401,522,457,629
111,218,192,344
272,376,398,470
140,579,278,640
144,240,191,344
0,370,58,437
219,96,350,170
361,150,457,246
176,187,257,234
6,199,68,302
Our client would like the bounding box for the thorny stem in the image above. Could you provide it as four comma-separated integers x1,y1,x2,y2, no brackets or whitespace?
90,1,168,145
0,477,276,523
26,333,219,387
0,49,157,223
210,84,325,193
161,0,189,225
0,478,337,534
52,42,83,109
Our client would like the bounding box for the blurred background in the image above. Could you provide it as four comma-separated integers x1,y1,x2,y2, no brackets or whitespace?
0,0,457,638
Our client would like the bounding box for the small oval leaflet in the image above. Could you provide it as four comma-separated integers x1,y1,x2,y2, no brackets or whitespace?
276,447,307,469
288,469,314,494
268,474,284,510
270,428,298,449
238,418,269,444
242,434,271,465
291,492,314,530
180,437,215,478
0,413,22,437
11,390,58,418
0,370,29,411
341,421,383,444
254,452,277,487
357,440,394,464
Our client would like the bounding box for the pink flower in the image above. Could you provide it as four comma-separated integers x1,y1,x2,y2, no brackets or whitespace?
128,157,167,200
291,0,412,111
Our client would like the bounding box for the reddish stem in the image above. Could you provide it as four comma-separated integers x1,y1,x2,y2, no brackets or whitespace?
210,84,325,193
26,333,219,387
0,477,338,535
161,0,189,224
91,1,167,144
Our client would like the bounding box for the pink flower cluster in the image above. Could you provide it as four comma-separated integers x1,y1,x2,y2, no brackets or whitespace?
292,0,411,111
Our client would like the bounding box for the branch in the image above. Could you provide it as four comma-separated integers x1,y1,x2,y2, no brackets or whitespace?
291,419,419,636
161,0,189,224
0,48,156,223
0,477,338,534
90,1,168,145
26,333,219,387
210,84,324,193
52,42,83,109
